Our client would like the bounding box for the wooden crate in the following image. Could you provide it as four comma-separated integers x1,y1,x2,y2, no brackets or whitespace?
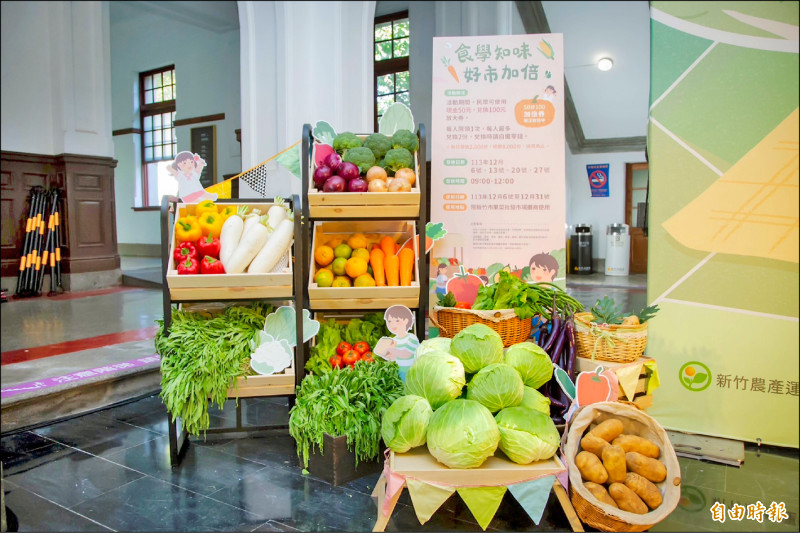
227,361,296,398
167,202,294,301
308,220,420,310
306,137,421,218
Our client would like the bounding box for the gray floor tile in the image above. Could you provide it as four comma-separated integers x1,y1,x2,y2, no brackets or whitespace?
2,479,113,531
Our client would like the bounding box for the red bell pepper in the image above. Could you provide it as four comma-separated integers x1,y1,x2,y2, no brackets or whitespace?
200,255,225,274
177,256,199,275
197,233,221,259
174,241,198,264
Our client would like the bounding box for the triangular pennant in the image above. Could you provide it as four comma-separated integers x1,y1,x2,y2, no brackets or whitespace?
382,463,406,516
616,363,643,401
457,486,507,531
406,478,455,525
556,467,570,493
508,476,555,525
643,359,661,394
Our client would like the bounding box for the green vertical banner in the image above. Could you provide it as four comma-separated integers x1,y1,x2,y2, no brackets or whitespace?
647,1,799,447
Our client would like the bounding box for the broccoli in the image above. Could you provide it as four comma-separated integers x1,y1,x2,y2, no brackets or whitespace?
363,133,392,160
382,147,414,174
333,132,363,154
342,147,376,174
391,129,419,154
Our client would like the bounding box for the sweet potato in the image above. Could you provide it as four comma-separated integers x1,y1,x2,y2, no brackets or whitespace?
583,481,618,508
588,418,624,442
601,444,627,484
575,450,608,484
581,433,610,457
624,472,663,509
625,451,667,483
608,482,649,514
612,434,660,458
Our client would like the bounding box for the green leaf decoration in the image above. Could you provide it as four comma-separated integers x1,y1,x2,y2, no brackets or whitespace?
263,306,320,347
276,143,302,178
312,121,337,145
378,102,415,136
692,373,707,384
426,222,447,241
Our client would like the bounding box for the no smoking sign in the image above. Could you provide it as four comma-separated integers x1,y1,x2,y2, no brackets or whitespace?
589,170,607,188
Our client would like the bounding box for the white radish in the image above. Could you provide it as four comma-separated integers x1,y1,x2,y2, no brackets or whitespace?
219,205,249,268
248,215,294,273
242,208,263,237
267,197,289,231
225,216,271,274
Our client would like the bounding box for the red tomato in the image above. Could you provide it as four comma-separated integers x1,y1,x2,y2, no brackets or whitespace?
455,302,471,309
342,350,360,366
329,355,344,369
353,341,370,355
446,266,484,306
336,342,352,356
361,351,374,363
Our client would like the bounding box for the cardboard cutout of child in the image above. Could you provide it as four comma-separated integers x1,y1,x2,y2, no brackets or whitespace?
167,151,218,203
372,305,420,382
529,251,559,283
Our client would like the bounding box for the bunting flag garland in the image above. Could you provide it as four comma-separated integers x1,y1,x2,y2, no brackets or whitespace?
382,461,407,516
406,478,455,525
556,464,570,493
204,140,302,199
616,363,643,401
643,359,660,394
507,476,555,525
456,486,507,531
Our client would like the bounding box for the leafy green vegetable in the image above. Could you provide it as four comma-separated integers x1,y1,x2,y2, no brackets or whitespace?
363,133,392,160
332,132,363,153
391,129,420,154
342,146,376,174
590,296,660,325
381,395,433,453
289,359,404,468
636,304,660,324
155,302,274,436
426,399,500,469
503,341,553,389
495,406,560,464
305,313,390,374
520,386,551,415
471,271,583,319
382,147,414,174
405,352,466,409
450,323,504,374
466,363,524,413
437,291,457,308
415,337,452,359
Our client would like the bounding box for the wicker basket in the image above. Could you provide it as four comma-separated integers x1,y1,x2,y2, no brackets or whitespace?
431,306,532,347
565,402,681,532
573,312,648,363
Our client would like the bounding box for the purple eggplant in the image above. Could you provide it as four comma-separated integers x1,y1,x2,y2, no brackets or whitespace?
550,314,568,363
565,316,577,381
537,322,550,348
542,312,561,353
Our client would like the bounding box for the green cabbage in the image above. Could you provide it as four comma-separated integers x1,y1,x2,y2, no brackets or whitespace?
450,323,504,373
426,399,500,468
504,341,553,389
494,406,560,464
415,337,452,359
521,386,551,415
405,353,466,409
381,395,433,453
466,363,524,413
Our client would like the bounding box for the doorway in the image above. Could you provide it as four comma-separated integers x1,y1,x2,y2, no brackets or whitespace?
625,162,648,274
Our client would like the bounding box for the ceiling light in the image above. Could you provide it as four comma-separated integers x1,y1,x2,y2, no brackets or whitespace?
597,58,614,71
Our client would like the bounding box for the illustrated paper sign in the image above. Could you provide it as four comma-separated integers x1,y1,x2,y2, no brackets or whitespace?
372,305,420,382
250,306,320,375
168,151,218,203
575,366,618,406
429,34,566,320
586,163,610,198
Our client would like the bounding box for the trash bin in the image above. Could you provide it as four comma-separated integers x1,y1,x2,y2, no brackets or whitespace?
570,224,593,274
605,223,630,276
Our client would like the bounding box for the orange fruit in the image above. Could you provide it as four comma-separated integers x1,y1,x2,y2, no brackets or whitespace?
331,257,348,276
332,276,352,287
314,268,334,287
334,243,352,259
327,237,343,248
354,274,376,287
345,257,368,279
314,245,334,267
351,248,370,261
347,233,368,249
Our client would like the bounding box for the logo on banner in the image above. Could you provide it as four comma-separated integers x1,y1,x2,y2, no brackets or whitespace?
586,164,609,197
679,361,712,391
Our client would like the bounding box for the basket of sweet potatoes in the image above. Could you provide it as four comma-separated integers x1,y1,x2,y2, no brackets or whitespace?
564,402,681,532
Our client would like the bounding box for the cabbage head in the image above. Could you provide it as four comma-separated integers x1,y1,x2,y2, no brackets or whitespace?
520,386,551,415
381,395,433,453
450,323,504,373
503,341,553,389
405,353,466,409
415,337,452,359
495,406,560,464
426,399,500,468
466,363,524,413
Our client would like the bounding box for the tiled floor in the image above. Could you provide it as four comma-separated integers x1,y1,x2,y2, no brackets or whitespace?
1,260,797,532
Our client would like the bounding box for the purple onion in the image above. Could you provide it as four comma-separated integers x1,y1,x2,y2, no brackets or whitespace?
324,153,342,173
338,161,360,181
347,177,368,192
322,175,346,192
313,165,332,189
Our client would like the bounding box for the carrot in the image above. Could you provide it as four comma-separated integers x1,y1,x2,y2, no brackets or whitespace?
370,248,386,286
380,236,396,258
399,247,414,287
442,57,459,83
384,253,400,287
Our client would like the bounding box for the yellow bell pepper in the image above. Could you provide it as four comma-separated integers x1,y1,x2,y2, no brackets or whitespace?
175,215,202,243
198,211,224,237
219,205,237,221
194,200,218,218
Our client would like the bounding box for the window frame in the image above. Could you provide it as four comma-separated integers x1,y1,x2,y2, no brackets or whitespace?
139,65,176,207
374,11,410,132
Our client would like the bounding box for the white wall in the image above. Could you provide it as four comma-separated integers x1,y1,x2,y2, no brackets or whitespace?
565,149,646,259
110,4,241,245
1,1,113,157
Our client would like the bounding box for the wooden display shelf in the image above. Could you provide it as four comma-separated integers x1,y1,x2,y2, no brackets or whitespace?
227,360,296,398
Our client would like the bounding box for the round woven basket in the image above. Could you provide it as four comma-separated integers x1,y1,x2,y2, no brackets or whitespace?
431,306,532,347
565,402,681,532
573,312,648,364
